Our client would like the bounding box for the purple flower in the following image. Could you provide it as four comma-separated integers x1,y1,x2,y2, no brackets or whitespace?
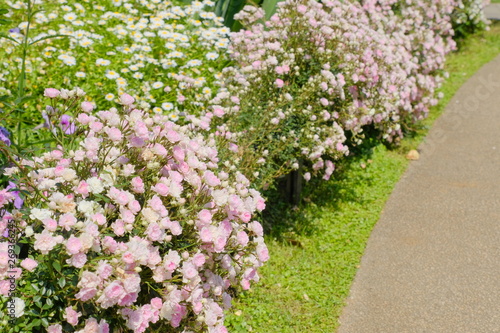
0,126,10,146
60,115,76,134
9,28,20,34
6,182,23,209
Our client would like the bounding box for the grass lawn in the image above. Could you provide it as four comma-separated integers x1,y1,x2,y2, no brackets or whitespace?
224,22,500,332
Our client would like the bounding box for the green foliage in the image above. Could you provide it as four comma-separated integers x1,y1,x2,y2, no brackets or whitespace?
0,8,11,26
261,0,283,20
215,0,248,29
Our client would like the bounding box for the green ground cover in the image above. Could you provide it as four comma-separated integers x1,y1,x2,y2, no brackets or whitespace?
224,22,500,332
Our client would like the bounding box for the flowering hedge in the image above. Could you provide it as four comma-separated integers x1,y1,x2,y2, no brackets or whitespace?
0,88,268,332
194,0,459,189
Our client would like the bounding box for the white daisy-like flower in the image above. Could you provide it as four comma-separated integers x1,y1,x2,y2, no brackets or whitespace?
186,59,202,67
105,70,120,79
152,82,164,89
165,42,176,50
169,114,179,121
206,52,219,60
116,77,128,87
96,58,111,66
75,72,86,78
152,107,162,113
78,38,93,47
105,93,115,101
132,72,143,79
162,102,174,111
166,51,184,58
63,13,77,21
58,54,76,66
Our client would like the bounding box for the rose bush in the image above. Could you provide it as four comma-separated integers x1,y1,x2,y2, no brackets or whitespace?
0,88,268,332
191,0,458,189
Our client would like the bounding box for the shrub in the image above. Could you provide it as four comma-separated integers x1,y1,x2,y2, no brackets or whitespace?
452,0,491,39
0,88,268,332
195,0,456,189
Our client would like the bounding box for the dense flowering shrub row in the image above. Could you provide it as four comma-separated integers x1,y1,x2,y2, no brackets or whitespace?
0,0,491,331
0,88,268,332
197,0,464,188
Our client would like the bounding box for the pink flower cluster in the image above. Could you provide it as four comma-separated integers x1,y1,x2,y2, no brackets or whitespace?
192,0,459,186
0,89,268,332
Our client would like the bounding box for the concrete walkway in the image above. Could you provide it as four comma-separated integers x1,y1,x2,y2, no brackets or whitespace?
337,55,500,332
485,4,500,20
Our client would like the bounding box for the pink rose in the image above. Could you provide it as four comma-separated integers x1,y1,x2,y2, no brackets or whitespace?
44,88,60,98
47,324,63,333
106,127,122,142
66,236,82,255
131,177,145,193
120,93,135,105
75,288,97,301
81,101,94,113
64,307,81,326
152,183,169,196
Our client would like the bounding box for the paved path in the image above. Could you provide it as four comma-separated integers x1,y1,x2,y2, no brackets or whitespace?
485,4,500,20
337,55,500,332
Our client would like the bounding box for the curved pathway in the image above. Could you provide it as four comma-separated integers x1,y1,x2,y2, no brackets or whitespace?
337,55,500,332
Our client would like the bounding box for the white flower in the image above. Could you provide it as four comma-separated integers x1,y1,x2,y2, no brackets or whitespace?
95,58,111,66
152,82,164,89
116,77,127,87
132,72,143,79
13,298,25,317
25,226,34,237
161,102,173,111
29,208,52,221
105,70,120,79
205,52,219,60
78,200,96,216
63,13,77,21
79,38,93,47
87,177,104,194
142,208,159,224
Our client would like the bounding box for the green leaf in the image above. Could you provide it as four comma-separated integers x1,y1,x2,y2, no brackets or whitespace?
29,34,70,46
52,261,61,272
58,277,66,288
223,0,246,29
0,32,20,44
14,95,35,105
0,9,9,15
262,0,284,20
